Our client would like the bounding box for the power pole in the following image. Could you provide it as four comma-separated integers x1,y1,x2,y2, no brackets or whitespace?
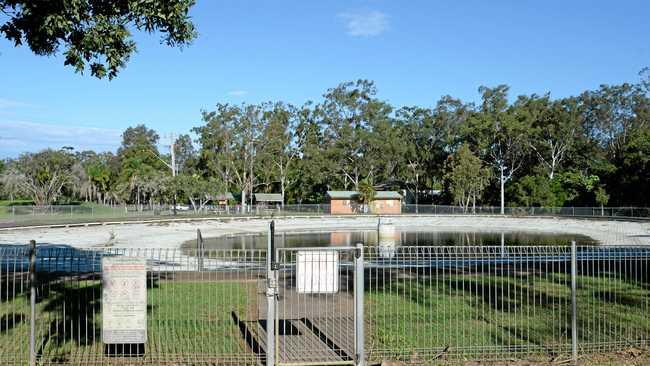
169,133,177,216
143,134,178,215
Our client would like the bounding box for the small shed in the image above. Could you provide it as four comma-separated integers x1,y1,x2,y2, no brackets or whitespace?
369,191,402,214
213,192,235,206
254,193,283,208
327,191,361,215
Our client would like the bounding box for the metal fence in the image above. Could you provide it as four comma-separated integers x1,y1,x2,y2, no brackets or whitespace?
2,242,650,365
401,205,650,218
1,204,649,227
1,245,267,365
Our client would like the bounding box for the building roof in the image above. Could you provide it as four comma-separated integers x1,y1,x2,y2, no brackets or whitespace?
213,192,234,201
327,191,402,200
373,191,403,199
254,193,283,202
327,191,359,199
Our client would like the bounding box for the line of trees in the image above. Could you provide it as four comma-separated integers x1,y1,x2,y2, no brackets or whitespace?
1,72,649,210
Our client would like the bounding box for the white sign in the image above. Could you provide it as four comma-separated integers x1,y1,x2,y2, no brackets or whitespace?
102,257,147,344
296,251,339,294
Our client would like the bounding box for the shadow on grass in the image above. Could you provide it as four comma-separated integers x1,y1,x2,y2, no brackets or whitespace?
0,313,26,332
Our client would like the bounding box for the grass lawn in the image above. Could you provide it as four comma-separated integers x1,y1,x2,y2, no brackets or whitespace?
0,278,259,364
2,266,649,364
365,270,650,362
0,202,327,228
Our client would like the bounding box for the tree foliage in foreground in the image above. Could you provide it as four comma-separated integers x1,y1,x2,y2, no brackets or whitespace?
1,72,649,208
0,0,196,79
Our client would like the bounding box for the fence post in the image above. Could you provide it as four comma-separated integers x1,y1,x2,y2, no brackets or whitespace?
197,229,204,272
29,239,37,366
571,240,578,364
354,243,365,366
266,221,277,366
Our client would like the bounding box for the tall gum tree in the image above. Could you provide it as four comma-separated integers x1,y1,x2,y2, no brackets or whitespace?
516,95,581,179
319,80,390,190
258,103,302,206
465,85,530,214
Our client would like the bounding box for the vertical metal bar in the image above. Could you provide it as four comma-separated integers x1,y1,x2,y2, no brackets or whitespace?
571,240,578,364
29,239,37,366
266,221,276,366
197,229,203,272
354,243,365,366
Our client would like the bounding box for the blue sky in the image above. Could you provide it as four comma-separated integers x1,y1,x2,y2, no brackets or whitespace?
1,0,649,157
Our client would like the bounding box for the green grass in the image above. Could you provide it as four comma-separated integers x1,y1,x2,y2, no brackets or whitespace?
0,200,34,207
2,269,650,364
365,271,650,361
0,278,257,364
0,202,327,228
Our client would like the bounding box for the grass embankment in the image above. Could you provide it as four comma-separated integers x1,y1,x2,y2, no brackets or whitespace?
366,270,650,362
2,269,649,364
0,202,326,228
0,279,257,364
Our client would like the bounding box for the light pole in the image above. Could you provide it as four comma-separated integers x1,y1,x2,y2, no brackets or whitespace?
143,135,177,215
408,162,419,214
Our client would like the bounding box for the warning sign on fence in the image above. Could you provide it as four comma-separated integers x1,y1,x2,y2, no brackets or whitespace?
296,251,339,294
102,257,147,344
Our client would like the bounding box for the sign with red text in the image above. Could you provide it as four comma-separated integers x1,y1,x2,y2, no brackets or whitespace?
102,257,147,344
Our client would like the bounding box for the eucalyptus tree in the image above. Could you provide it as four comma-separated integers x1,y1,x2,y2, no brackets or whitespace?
319,80,390,190
194,104,240,194
194,103,265,210
258,102,302,206
0,165,25,201
117,125,165,208
396,106,433,196
173,134,197,175
464,85,531,214
365,104,402,186
445,144,491,212
515,95,581,179
580,82,648,159
289,104,330,203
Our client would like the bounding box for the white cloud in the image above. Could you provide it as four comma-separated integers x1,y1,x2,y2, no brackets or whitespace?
227,90,247,97
0,98,37,109
338,11,388,37
0,120,122,157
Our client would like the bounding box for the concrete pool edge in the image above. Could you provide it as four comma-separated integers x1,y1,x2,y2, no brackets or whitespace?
1,215,648,249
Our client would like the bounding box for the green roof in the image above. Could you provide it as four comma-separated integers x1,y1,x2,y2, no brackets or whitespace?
327,191,402,200
254,193,283,202
374,191,402,199
327,191,359,199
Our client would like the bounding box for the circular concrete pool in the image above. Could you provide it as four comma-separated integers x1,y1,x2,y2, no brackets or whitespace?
183,229,596,250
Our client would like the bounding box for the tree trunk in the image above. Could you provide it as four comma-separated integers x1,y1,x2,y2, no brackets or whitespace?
189,196,198,213
472,195,476,214
281,177,285,208
500,166,505,215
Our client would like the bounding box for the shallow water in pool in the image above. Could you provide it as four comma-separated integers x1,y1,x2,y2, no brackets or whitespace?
183,230,597,250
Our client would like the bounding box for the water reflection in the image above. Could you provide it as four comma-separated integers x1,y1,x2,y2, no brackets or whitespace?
186,229,596,250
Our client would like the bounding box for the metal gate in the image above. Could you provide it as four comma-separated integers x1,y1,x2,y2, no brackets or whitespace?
265,222,364,366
